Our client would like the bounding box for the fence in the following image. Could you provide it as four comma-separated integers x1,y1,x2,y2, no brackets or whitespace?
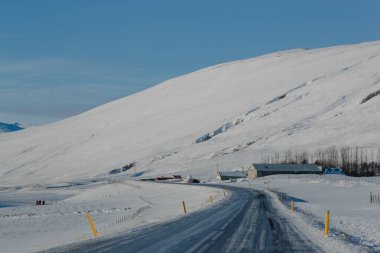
370,192,380,204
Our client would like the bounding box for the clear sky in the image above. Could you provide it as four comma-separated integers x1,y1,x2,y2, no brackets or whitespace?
1,0,379,124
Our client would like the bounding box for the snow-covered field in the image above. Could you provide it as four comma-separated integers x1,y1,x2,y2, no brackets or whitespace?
234,175,380,252
1,41,380,186
0,181,225,253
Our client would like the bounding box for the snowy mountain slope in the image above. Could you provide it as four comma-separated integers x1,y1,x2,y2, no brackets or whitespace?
0,122,24,133
1,41,380,186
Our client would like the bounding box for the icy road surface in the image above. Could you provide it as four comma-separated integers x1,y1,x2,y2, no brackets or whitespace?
45,186,322,253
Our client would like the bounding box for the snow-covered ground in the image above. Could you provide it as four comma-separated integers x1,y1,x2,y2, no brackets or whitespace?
0,180,225,253
1,41,380,186
232,175,380,252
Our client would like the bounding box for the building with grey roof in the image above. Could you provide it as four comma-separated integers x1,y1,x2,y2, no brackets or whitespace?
247,163,322,179
216,171,248,181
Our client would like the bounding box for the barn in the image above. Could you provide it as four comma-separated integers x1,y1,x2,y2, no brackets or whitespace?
216,171,248,182
247,163,322,179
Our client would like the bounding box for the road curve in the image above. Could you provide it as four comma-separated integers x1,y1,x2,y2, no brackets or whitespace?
45,186,322,253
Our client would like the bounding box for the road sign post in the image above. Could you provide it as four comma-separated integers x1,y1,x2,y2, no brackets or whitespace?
86,211,98,238
324,210,330,237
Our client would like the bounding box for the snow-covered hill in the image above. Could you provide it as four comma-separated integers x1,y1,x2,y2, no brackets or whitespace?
0,122,24,133
1,41,380,186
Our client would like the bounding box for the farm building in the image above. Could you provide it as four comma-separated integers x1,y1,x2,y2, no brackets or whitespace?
247,163,322,179
216,171,248,182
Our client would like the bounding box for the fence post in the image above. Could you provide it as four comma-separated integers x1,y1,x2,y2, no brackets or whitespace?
86,212,98,238
370,192,372,204
182,201,187,214
324,210,330,237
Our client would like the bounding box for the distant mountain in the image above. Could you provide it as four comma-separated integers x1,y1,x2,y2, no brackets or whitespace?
1,41,380,186
0,122,24,133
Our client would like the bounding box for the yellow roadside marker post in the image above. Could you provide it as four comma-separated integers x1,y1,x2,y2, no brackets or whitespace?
86,211,98,238
182,201,187,214
324,210,330,237
291,200,294,212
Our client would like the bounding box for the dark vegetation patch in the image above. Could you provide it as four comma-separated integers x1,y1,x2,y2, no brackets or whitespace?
109,162,136,175
266,93,287,105
360,90,380,104
195,118,244,143
211,138,262,158
151,152,177,163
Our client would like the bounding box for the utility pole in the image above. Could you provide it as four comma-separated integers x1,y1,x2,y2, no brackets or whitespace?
213,164,219,182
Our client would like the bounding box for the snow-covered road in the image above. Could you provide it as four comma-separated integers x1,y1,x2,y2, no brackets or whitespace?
45,186,323,253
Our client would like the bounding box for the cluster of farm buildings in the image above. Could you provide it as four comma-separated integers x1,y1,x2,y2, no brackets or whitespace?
216,163,342,181
139,163,343,183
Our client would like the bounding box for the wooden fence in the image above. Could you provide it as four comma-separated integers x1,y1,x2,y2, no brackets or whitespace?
370,192,380,204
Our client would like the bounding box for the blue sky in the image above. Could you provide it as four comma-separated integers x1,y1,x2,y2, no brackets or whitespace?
1,0,379,124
